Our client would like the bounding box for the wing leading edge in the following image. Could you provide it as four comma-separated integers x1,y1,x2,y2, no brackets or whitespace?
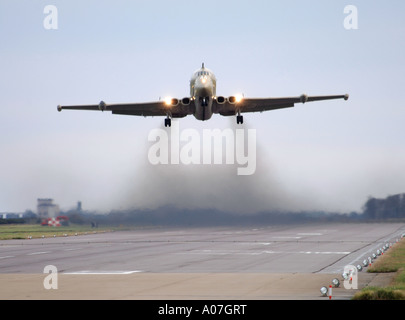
57,100,193,118
214,94,349,116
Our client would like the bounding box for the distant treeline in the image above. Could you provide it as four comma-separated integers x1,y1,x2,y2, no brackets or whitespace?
362,193,405,220
0,218,25,225
68,207,323,227
65,193,405,227
3,194,405,227
64,208,359,227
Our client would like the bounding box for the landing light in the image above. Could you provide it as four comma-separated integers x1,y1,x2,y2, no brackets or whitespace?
235,94,243,103
332,278,340,288
320,286,328,296
164,97,173,106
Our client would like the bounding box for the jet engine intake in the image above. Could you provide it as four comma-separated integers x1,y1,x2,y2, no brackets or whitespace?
216,96,226,104
181,97,191,105
228,95,243,104
165,98,179,106
228,96,237,104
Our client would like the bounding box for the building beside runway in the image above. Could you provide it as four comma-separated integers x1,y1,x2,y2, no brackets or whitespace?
37,198,60,219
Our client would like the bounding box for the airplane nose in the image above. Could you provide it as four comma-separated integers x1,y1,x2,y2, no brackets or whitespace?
195,76,213,96
195,76,210,86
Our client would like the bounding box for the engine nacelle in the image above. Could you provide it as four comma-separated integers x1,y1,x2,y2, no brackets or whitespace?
228,95,243,104
181,97,191,106
228,96,237,104
165,98,179,106
216,96,226,104
99,100,107,111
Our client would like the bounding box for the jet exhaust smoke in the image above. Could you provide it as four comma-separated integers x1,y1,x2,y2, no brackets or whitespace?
119,118,318,214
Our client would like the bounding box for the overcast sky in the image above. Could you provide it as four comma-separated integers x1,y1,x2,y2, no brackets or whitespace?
1,0,405,214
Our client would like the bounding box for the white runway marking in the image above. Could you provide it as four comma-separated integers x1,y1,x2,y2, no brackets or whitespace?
299,251,351,255
272,236,302,239
0,256,14,259
27,251,50,255
64,270,143,275
178,250,350,255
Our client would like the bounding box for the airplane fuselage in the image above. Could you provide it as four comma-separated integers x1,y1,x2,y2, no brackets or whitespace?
190,64,217,121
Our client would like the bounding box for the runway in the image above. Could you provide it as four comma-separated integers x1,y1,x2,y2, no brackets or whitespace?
0,223,404,299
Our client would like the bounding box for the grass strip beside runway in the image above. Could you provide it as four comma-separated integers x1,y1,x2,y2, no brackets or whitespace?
353,239,405,300
0,224,117,240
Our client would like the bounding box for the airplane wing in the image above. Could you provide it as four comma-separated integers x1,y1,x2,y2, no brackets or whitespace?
214,94,349,116
57,100,194,118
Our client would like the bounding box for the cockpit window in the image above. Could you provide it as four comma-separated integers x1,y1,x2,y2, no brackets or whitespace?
197,71,210,76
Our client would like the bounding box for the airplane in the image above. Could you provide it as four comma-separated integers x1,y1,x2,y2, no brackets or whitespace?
57,63,349,127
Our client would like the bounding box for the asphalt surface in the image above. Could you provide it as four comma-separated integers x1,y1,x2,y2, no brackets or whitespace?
0,223,404,299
